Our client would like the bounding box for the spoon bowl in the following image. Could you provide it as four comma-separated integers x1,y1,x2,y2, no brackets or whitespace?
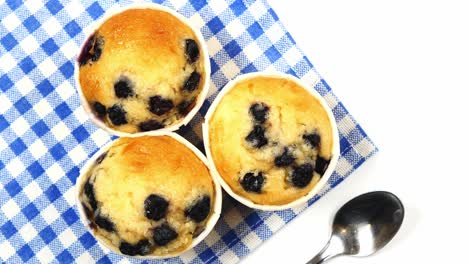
308,191,404,264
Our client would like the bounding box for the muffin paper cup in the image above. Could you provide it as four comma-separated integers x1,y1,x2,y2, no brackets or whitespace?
202,72,340,211
74,3,211,137
75,131,223,259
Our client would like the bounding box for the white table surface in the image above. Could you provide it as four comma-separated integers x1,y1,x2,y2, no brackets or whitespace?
245,0,468,263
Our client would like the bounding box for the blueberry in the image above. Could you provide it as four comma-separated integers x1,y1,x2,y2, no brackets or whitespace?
144,194,169,221
315,156,330,176
177,100,195,115
153,223,178,246
274,148,295,167
183,71,201,92
78,34,104,65
249,102,269,124
93,102,107,118
138,120,164,132
290,163,314,188
240,171,265,193
185,195,211,223
119,239,152,256
91,36,104,62
85,213,97,230
96,151,107,164
149,95,174,116
95,214,115,232
107,105,127,125
84,180,97,211
303,133,321,148
245,125,268,148
193,226,205,238
82,203,94,222
185,39,200,63
114,78,134,98
78,34,94,66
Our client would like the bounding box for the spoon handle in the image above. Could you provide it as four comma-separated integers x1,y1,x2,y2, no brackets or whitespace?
307,239,340,264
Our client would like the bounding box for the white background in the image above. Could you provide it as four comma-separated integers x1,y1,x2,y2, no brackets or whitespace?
245,0,468,263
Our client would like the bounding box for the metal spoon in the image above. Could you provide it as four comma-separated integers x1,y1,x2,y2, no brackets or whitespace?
307,191,404,264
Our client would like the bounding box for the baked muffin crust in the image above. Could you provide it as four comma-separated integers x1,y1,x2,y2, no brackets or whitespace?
208,76,334,205
78,8,206,133
79,136,215,256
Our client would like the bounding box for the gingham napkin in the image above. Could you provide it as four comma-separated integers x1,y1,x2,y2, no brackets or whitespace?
0,0,377,263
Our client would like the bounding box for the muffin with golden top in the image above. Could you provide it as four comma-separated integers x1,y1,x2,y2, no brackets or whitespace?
78,135,219,257
77,6,208,134
204,73,338,208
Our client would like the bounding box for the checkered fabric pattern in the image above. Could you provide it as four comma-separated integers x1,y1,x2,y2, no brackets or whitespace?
0,0,377,263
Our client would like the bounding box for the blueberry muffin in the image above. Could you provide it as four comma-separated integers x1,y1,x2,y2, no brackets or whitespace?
207,75,335,206
78,8,207,133
79,136,216,256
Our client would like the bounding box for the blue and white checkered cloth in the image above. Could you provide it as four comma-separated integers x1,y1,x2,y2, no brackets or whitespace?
0,0,377,263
